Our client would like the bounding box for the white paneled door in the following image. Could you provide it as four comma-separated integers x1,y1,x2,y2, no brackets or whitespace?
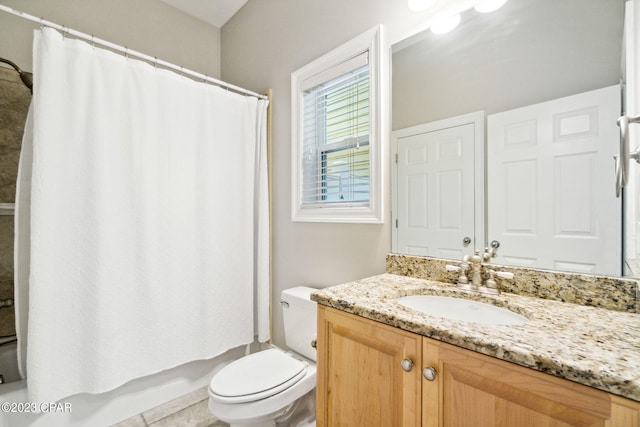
624,0,640,265
488,85,621,275
393,113,483,259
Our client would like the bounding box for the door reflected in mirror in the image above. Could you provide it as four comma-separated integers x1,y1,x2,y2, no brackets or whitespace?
391,0,626,277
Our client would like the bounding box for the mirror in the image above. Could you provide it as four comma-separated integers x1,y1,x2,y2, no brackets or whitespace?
391,0,626,276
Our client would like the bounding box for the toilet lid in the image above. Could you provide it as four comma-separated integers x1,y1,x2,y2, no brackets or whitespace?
209,348,307,404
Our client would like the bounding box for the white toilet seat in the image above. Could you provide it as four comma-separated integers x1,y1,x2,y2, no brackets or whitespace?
209,348,308,404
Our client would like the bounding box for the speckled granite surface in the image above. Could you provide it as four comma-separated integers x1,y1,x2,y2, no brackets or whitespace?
311,273,640,402
387,254,639,313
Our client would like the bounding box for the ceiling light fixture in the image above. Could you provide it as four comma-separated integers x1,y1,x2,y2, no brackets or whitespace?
408,0,437,12
430,14,461,35
474,0,508,13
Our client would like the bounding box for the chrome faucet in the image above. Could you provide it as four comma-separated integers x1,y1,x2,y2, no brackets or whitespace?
446,250,482,292
445,241,513,295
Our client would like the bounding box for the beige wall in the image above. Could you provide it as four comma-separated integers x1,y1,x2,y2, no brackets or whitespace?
0,0,221,77
221,0,474,347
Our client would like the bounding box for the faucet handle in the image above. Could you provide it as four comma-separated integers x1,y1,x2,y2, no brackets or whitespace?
445,262,470,286
478,269,500,295
485,270,498,288
495,271,514,280
478,269,513,295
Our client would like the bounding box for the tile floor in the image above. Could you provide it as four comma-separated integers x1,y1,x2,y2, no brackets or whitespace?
112,387,229,427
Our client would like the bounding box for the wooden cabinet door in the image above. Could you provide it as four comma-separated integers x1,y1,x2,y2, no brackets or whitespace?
316,306,422,427
609,395,640,427
424,338,637,427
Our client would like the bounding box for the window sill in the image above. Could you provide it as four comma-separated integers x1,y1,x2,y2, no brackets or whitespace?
292,205,383,224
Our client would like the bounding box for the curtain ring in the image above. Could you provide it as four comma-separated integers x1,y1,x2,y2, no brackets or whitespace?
125,47,129,59
91,35,96,48
154,57,158,68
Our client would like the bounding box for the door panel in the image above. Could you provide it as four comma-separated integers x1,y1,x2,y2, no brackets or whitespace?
316,307,421,427
394,119,478,258
433,340,613,427
488,85,621,275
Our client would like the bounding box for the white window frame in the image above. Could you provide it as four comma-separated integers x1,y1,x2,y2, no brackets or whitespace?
291,26,384,223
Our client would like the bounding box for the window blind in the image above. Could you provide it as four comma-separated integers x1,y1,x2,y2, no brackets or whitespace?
301,52,370,207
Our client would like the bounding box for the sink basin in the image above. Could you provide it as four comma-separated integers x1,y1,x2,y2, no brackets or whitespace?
396,295,528,325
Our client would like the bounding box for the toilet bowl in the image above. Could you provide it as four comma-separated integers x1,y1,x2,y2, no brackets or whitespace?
208,286,318,427
208,348,316,426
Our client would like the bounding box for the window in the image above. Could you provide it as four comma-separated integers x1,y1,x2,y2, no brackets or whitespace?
291,26,384,223
303,60,369,205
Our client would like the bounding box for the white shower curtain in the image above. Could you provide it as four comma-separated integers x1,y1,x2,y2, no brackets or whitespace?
14,28,269,403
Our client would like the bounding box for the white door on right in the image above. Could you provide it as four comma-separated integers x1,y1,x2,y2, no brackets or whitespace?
487,85,621,276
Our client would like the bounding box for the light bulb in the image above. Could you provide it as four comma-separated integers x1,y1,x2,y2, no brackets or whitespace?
430,14,461,35
408,0,437,12
474,0,508,13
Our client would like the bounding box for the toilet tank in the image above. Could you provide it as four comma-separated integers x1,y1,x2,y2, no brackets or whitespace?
281,286,318,362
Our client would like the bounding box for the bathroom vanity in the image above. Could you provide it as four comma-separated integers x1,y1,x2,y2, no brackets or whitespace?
312,256,640,426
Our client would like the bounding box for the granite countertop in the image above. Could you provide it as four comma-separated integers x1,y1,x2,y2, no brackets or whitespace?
311,273,640,402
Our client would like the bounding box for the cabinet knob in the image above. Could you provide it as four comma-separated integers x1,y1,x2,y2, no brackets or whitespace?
423,367,437,381
400,359,414,372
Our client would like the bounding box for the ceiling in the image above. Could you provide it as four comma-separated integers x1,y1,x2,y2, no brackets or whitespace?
159,0,248,28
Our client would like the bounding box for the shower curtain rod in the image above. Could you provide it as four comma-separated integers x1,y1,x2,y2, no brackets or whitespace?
0,4,267,100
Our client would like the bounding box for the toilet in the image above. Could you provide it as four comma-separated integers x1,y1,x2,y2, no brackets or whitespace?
208,286,318,427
